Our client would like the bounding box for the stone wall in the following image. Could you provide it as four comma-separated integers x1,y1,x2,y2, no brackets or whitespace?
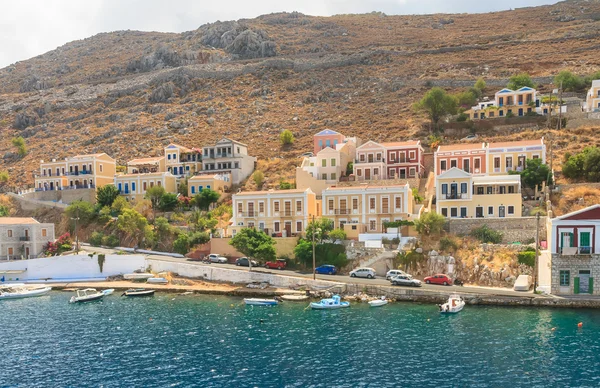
446,217,547,244
550,253,600,295
19,188,96,205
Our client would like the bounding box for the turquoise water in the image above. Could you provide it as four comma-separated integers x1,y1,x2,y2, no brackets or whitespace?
1,293,600,387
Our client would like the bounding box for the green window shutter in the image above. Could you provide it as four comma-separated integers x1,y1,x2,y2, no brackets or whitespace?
570,232,575,247
574,277,580,294
589,277,594,295
581,232,590,247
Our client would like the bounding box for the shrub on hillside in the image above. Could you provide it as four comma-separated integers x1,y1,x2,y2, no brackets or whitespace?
439,236,459,253
518,249,536,267
89,232,104,247
470,225,503,244
101,234,120,248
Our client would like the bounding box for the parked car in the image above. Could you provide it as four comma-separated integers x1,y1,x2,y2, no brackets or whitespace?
386,269,407,280
264,259,287,270
390,274,422,287
301,152,314,157
349,267,376,279
209,255,228,264
423,274,453,286
462,134,478,141
236,257,258,267
315,265,337,275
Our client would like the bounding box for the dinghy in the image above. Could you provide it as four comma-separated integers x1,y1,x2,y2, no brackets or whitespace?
0,285,52,300
121,289,155,297
243,298,279,306
310,295,350,310
439,294,465,314
69,288,105,303
102,289,115,296
280,294,309,301
368,297,388,307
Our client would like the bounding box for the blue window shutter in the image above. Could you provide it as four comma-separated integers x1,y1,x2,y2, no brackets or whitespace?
199,186,203,191
132,182,136,191
461,183,467,193
207,185,211,190
167,154,171,160
442,184,447,194
191,186,195,194
118,183,122,192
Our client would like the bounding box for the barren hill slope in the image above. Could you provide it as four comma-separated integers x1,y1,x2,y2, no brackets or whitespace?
1,0,600,189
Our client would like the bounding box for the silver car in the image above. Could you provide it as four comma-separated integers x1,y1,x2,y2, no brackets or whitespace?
349,267,376,279
390,274,422,287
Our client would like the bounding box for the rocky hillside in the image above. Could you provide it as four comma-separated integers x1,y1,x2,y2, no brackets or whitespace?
1,0,600,188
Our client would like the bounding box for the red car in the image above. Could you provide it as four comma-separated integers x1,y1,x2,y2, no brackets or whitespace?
264,259,287,270
424,274,452,286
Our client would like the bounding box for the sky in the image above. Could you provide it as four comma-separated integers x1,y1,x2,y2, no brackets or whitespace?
0,0,557,68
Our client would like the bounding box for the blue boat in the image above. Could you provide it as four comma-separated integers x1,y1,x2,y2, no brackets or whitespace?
309,295,350,310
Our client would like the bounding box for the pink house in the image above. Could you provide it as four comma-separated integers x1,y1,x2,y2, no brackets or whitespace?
313,129,346,155
435,143,487,176
381,140,425,179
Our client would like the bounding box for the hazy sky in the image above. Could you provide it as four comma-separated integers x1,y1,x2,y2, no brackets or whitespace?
1,0,557,68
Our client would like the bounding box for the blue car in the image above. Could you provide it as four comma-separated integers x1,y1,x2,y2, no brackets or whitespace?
315,265,337,275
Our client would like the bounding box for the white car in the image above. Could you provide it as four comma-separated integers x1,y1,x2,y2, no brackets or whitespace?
390,274,422,287
349,268,376,279
209,254,227,264
386,269,407,280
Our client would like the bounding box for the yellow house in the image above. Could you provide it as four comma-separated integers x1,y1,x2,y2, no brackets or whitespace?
114,172,177,202
321,184,414,239
230,188,320,237
436,168,522,218
164,144,202,177
487,139,546,175
585,80,600,112
35,153,116,191
127,156,165,174
188,173,232,196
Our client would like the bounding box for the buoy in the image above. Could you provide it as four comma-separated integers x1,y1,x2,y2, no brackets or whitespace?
427,319,430,322
551,327,556,331
578,322,583,328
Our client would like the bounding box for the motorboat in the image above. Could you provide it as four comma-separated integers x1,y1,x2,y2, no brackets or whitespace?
121,289,155,297
102,289,115,296
368,297,388,307
243,298,279,306
147,278,168,284
439,294,465,314
0,284,52,300
69,288,105,303
280,294,309,301
124,273,154,281
310,295,350,310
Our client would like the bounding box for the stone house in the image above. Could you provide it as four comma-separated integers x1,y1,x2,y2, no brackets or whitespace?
0,218,55,260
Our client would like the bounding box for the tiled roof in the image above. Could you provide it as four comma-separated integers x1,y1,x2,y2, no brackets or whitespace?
437,143,485,152
128,157,164,164
488,139,543,148
315,129,342,136
0,217,40,225
380,140,420,148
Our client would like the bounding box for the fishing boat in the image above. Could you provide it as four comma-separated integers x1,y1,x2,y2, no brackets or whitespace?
368,297,388,307
439,294,465,314
121,289,155,297
69,288,105,304
310,295,350,310
0,284,52,300
147,277,168,284
280,294,309,302
123,273,154,281
243,298,279,306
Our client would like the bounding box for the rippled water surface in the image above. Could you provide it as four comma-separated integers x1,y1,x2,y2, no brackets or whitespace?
1,292,600,387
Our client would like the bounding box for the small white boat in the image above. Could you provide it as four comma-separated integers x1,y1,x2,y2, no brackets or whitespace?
310,295,350,310
439,294,465,314
121,289,155,297
0,285,52,300
281,294,309,302
69,288,105,304
368,297,388,307
244,298,279,306
147,277,168,284
102,289,115,296
124,273,154,281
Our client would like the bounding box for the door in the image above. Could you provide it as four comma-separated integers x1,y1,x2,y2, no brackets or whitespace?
49,182,54,190
476,207,483,218
450,183,458,199
74,166,79,175
499,206,505,218
580,232,591,254
561,232,574,252
25,247,29,259
463,159,470,173
284,222,292,237
365,169,371,180
578,270,592,294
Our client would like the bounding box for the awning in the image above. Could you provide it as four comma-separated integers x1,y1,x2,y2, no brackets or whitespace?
473,181,519,185
0,270,26,274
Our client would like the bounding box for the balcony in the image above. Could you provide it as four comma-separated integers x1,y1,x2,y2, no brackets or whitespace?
19,236,30,242
443,193,468,200
333,209,351,215
561,246,592,256
64,184,96,190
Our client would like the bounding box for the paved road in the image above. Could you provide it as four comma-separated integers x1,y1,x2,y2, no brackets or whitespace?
80,246,539,298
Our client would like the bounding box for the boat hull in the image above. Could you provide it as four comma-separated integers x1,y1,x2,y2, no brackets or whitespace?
368,300,388,307
122,289,155,297
0,287,52,300
244,298,278,306
280,294,309,301
147,278,168,284
310,302,350,310
124,273,154,281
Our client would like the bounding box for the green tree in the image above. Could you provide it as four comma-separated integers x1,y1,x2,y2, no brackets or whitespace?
455,91,477,108
65,200,96,226
0,171,9,184
414,211,446,236
11,137,27,158
96,185,120,208
329,228,347,242
193,188,220,211
229,228,276,263
154,217,173,249
306,217,334,243
279,129,294,145
117,208,149,246
253,170,265,189
89,231,104,247
159,193,179,212
414,87,457,129
510,158,552,189
177,180,188,196
110,196,131,215
279,180,294,190
145,185,166,218
294,240,347,269
508,73,535,90
173,233,190,255
189,231,210,245
470,225,503,244
554,70,584,92
0,205,8,217
474,78,486,93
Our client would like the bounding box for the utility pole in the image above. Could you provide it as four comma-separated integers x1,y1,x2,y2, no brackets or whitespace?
533,213,540,293
312,215,316,281
70,207,81,255
557,80,563,132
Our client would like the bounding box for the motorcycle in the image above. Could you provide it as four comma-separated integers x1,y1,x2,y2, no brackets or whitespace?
454,278,464,286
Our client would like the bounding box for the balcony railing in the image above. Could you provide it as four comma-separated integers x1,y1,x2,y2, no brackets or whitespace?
19,236,30,242
239,212,257,217
561,246,592,255
443,193,468,200
333,209,351,215
63,184,96,190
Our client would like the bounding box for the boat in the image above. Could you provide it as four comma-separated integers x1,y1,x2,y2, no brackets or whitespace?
121,289,155,297
102,289,115,296
0,285,52,300
310,295,350,310
124,273,154,281
439,294,465,314
243,298,279,306
368,297,388,307
147,277,168,284
69,288,105,303
280,294,309,301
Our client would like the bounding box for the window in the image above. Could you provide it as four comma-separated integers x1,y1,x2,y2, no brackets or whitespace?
274,202,280,212
42,229,47,237
369,198,375,210
506,157,512,170
441,208,448,217
259,202,264,213
508,206,514,215
477,186,484,195
131,182,136,191
382,197,389,212
409,167,416,177
319,140,323,149
356,169,362,177
441,184,448,195
326,140,331,148
274,222,280,232
322,174,327,180
191,186,196,194
7,230,13,237
494,157,500,169
143,182,147,191
450,208,458,218
369,220,376,231
474,158,480,170
488,206,494,215
508,186,515,194
360,154,365,162
328,199,334,211
450,160,457,168
352,198,358,210
460,182,467,194
395,196,402,210
296,221,303,232
322,159,327,167
389,169,395,178
150,182,154,188
296,201,302,212
374,168,379,176
440,160,447,171
157,181,162,187
167,154,171,160
118,183,122,192
340,199,347,212
390,153,396,162
559,270,570,287
331,159,336,167
409,151,416,160
238,203,243,213
376,153,382,161
532,155,539,160
460,207,467,218
8,248,13,256
331,173,336,180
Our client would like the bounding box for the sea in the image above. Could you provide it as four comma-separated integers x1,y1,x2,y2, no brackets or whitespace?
1,292,600,387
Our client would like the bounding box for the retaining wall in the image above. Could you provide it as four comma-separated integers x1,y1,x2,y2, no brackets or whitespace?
208,237,299,258
446,217,547,243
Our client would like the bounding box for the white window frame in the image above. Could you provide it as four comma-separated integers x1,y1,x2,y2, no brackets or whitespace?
450,159,458,169
409,151,416,160
450,207,458,218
